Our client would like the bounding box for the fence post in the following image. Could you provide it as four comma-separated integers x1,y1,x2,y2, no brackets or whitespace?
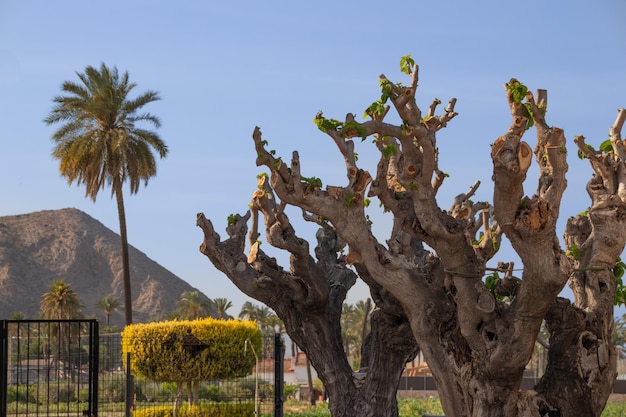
90,320,99,416
0,321,7,417
125,352,133,417
274,331,284,417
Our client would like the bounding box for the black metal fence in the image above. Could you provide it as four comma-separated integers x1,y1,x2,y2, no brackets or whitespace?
1,320,285,416
0,319,99,416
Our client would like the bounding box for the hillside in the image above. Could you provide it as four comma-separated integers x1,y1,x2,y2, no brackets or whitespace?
0,208,209,326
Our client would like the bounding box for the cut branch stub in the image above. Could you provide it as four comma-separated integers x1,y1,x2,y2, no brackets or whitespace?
491,137,532,176
247,240,260,264
518,142,532,173
350,168,372,195
517,196,551,234
609,108,626,161
346,247,361,265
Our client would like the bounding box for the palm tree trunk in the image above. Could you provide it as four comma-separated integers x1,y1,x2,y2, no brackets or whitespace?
115,186,133,326
359,298,371,366
306,357,315,406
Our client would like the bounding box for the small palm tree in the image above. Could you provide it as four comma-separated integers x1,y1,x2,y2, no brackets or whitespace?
40,280,84,379
612,314,626,358
238,301,279,336
238,301,257,320
44,63,168,325
177,291,213,320
341,303,358,359
41,279,84,319
212,297,233,320
96,295,122,326
340,299,372,368
353,298,372,356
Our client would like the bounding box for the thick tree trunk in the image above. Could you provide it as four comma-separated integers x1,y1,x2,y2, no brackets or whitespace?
197,212,417,417
408,294,618,417
275,307,416,417
534,299,616,417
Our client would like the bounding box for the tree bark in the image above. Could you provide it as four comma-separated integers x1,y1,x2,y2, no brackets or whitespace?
115,186,133,326
197,204,417,417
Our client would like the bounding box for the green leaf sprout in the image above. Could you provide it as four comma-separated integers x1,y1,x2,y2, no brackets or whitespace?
506,79,528,103
400,54,415,75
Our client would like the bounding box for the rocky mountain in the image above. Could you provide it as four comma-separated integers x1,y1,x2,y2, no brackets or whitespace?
0,208,210,326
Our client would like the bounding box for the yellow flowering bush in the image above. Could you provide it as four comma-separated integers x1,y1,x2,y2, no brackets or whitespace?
122,318,261,382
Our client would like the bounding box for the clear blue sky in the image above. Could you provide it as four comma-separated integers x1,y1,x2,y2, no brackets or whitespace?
1,1,625,317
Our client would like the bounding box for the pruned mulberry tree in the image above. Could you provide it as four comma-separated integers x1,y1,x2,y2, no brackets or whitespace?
197,56,626,417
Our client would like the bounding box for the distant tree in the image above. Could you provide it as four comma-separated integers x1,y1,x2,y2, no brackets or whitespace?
7,312,27,339
238,301,257,320
212,297,232,319
9,312,26,320
40,279,84,320
341,299,372,369
96,295,121,326
40,279,84,365
238,301,279,336
44,63,168,325
340,303,358,360
612,314,626,358
267,313,283,332
176,291,213,320
354,299,371,337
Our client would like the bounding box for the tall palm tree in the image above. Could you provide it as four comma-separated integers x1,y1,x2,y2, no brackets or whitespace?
40,279,84,320
44,63,168,325
177,291,213,320
96,295,122,326
212,297,233,319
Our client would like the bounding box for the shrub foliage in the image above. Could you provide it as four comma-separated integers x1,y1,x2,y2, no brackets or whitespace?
122,318,261,382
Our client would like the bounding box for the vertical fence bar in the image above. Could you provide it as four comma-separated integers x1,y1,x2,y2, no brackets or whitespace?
0,321,7,417
25,321,31,416
125,352,132,417
33,321,40,417
274,332,284,417
55,322,61,416
89,320,99,416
